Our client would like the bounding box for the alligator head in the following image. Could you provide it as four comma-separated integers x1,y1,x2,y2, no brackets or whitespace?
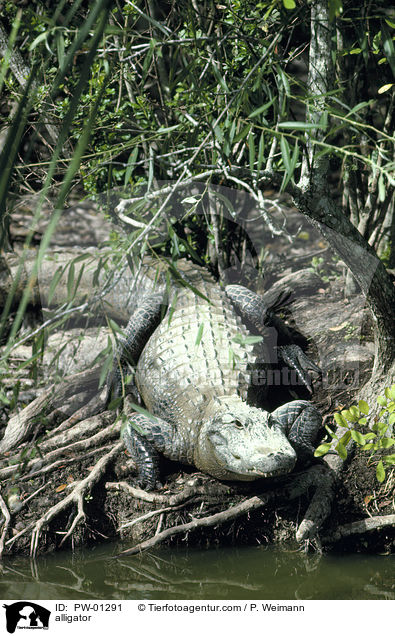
194,397,297,481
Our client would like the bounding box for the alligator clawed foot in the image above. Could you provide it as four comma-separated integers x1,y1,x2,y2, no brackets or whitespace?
133,477,162,491
277,344,320,393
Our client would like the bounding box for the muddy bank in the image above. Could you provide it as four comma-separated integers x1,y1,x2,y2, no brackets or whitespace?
0,201,393,558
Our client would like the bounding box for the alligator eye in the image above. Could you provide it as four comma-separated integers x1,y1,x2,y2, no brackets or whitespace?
234,420,244,428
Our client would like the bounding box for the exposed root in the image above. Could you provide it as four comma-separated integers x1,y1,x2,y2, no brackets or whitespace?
106,477,227,506
107,478,231,531
0,417,119,481
323,514,395,544
30,441,123,558
119,505,183,531
0,491,11,558
19,444,114,481
41,408,111,451
117,494,269,557
0,366,102,454
115,464,334,556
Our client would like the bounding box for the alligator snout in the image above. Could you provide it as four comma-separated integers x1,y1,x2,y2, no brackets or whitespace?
246,448,297,475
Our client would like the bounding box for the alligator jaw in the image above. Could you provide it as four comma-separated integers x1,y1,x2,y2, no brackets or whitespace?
225,462,295,480
198,442,297,481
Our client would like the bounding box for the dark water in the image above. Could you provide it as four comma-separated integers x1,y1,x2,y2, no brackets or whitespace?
1,544,394,600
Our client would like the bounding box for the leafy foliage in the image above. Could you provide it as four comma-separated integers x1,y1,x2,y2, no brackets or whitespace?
315,385,395,482
1,1,393,204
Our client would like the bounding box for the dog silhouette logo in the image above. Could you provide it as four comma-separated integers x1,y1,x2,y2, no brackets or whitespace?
3,602,50,633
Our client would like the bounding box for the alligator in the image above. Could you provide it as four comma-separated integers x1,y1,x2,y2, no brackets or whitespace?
108,258,323,490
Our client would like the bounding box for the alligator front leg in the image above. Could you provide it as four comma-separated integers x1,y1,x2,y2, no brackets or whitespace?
271,400,322,461
225,284,320,391
122,413,186,490
107,291,165,404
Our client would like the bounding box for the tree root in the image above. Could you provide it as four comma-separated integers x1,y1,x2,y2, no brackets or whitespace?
0,417,120,481
114,464,335,557
0,366,102,454
0,491,11,559
19,444,115,482
117,494,269,557
106,478,228,506
30,441,123,558
323,514,395,544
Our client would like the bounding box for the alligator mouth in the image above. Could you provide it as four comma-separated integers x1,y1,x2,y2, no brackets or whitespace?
246,466,293,478
228,465,294,479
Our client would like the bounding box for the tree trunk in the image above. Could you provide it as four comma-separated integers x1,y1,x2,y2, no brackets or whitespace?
296,0,395,381
0,19,64,152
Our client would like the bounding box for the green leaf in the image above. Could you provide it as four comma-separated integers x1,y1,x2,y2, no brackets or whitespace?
213,124,224,144
66,262,75,301
249,98,276,119
182,196,199,205
329,0,343,20
341,408,358,423
334,412,348,427
248,131,256,173
377,421,388,435
124,147,139,185
378,173,386,202
232,334,262,346
157,124,181,133
339,430,351,446
195,323,204,347
349,405,360,419
380,438,395,449
335,441,348,460
280,135,291,172
277,121,326,131
378,83,394,94
233,124,251,144
376,460,385,483
107,396,123,411
29,31,50,51
351,430,366,445
242,335,263,345
344,101,370,118
314,443,332,457
0,392,10,405
383,454,395,465
257,131,265,174
382,23,395,77
211,59,228,93
283,0,296,10
325,424,337,439
358,400,369,415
